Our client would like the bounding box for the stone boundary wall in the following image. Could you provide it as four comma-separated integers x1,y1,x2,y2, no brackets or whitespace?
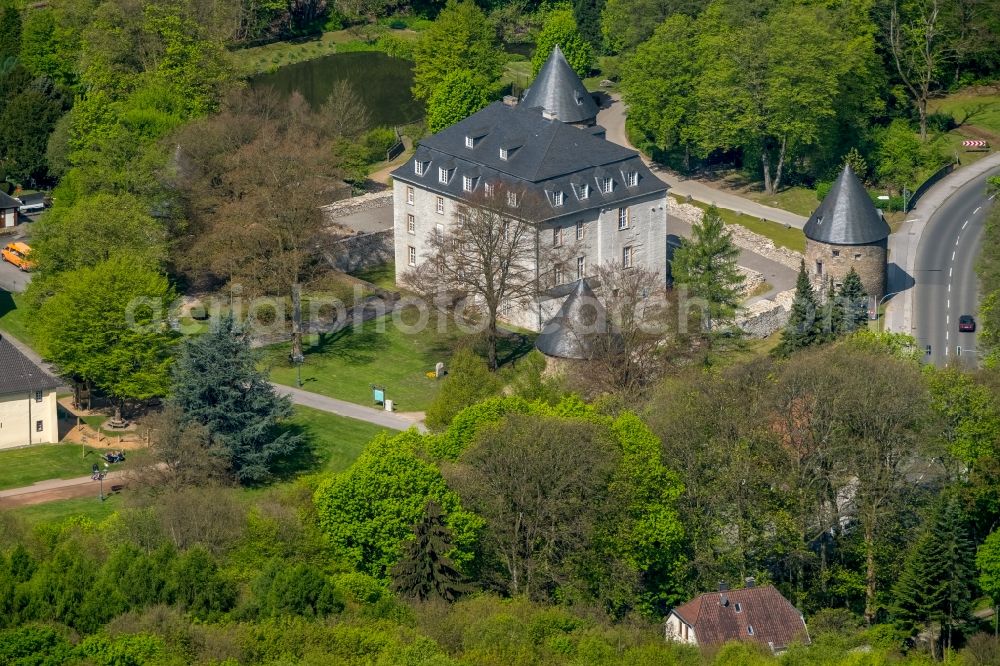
737,288,795,338
322,191,394,219
329,228,394,273
737,266,765,296
667,198,803,271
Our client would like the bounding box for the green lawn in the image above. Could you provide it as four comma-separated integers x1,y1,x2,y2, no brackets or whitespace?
0,290,34,348
6,493,123,525
503,59,533,92
290,405,387,474
679,197,806,253
745,185,818,218
265,312,463,412
930,89,1000,137
0,443,108,491
351,262,397,291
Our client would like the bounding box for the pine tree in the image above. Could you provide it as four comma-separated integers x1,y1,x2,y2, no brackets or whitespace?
670,205,744,334
391,501,470,603
837,268,869,334
775,261,820,356
170,314,302,484
893,496,974,654
820,276,840,341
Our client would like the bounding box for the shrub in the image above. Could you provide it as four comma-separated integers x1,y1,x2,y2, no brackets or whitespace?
362,126,400,163
425,348,503,432
376,34,414,60
388,19,407,30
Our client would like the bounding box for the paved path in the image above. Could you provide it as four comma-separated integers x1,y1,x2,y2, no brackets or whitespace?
884,152,1000,337
596,94,808,229
0,469,127,507
276,383,427,432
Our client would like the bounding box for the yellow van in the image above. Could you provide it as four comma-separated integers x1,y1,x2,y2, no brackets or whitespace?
1,242,34,271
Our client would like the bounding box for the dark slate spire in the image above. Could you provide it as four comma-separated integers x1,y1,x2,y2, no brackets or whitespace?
803,164,890,245
535,279,618,359
521,45,599,125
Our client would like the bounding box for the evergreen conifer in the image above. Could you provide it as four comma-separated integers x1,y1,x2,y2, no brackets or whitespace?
837,268,869,334
391,501,469,603
776,261,820,356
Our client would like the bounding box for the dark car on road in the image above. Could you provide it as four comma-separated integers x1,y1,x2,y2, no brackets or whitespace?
959,315,976,332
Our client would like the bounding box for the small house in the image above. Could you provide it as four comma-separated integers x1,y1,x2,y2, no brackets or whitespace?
0,334,59,449
0,192,20,229
665,580,809,654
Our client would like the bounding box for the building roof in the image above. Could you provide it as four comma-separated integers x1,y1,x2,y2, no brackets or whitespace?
803,165,890,245
0,335,58,395
0,191,21,210
670,584,808,652
521,45,599,125
392,102,666,220
535,279,619,359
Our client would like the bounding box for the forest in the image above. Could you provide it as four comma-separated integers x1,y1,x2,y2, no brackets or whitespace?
1,0,1000,664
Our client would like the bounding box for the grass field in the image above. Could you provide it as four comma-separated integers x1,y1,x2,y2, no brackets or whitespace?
681,197,806,253
0,290,34,347
351,263,397,291
290,405,387,474
745,186,818,218
0,444,108,491
6,493,123,524
929,89,1000,137
265,312,464,412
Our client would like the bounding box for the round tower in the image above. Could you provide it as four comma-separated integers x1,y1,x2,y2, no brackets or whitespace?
802,164,890,303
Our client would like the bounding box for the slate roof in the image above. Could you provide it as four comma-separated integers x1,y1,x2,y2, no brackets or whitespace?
803,165,890,245
0,191,20,210
521,45,599,125
0,335,57,396
392,102,666,220
535,279,620,359
670,584,809,653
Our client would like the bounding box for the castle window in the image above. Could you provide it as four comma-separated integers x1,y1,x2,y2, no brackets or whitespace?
406,186,414,205
816,260,823,276
553,191,564,207
406,213,415,234
554,264,565,285
576,221,584,240
500,147,509,160
485,182,495,197
465,136,474,149
414,161,426,176
407,246,416,266
618,207,630,229
463,176,474,192
601,177,614,194
553,226,563,247
438,167,451,184
854,253,862,260
507,191,518,208
436,196,445,214
577,256,585,279
832,249,840,257
578,183,590,199
626,171,639,187
623,245,634,268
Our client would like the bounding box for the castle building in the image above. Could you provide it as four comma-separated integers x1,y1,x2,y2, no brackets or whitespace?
803,164,890,303
391,47,669,331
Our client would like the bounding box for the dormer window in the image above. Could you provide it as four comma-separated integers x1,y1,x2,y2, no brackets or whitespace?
463,175,474,192
601,177,614,194
507,191,518,207
414,161,426,176
574,90,584,105
465,136,474,149
578,183,590,200
485,182,495,197
553,191,564,207
438,167,451,184
500,147,509,160
626,171,639,187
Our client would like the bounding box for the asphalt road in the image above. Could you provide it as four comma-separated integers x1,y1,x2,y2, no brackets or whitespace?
914,167,999,367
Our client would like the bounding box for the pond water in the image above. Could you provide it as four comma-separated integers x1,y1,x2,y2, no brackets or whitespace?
250,51,424,128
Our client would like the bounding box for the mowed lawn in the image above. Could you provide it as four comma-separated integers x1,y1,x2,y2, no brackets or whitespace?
680,197,807,253
265,312,462,413
930,90,1000,137
6,494,123,524
0,290,34,348
290,405,387,474
0,444,107,491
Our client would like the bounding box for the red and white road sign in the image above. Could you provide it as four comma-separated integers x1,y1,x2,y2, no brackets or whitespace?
962,139,989,148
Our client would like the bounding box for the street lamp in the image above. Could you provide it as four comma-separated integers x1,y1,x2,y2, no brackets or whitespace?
292,352,305,387
876,291,902,332
98,463,109,502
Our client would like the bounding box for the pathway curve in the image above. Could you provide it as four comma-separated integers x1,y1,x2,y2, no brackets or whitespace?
596,94,808,229
276,383,427,433
0,469,127,507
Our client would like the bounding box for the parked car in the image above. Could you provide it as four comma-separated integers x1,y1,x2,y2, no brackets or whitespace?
959,314,976,332
1,241,34,271
17,201,44,214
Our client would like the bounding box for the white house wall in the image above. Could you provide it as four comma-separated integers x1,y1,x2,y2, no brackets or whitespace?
0,388,59,449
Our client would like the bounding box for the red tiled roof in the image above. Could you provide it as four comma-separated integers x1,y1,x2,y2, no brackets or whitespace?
670,585,808,651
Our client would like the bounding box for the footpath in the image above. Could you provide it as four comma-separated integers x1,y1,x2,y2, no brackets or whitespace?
0,469,128,508
884,152,1000,334
595,94,808,229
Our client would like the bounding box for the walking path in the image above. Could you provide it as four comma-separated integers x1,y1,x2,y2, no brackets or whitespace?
884,152,1000,335
0,469,127,507
596,95,808,229
276,383,427,433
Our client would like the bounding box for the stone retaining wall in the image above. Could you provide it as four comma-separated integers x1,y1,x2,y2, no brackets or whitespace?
667,198,803,271
329,229,394,273
322,191,394,219
736,288,795,338
737,266,765,297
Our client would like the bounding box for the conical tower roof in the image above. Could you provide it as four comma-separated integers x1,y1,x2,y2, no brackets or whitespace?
521,45,599,124
535,279,617,359
803,164,890,245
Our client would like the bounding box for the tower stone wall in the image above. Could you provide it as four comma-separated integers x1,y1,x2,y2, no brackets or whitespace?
805,237,886,303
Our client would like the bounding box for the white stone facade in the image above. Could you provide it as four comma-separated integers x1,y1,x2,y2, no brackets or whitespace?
394,180,669,331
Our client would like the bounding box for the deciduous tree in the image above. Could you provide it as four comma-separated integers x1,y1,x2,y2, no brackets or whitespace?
532,5,592,77
426,69,494,133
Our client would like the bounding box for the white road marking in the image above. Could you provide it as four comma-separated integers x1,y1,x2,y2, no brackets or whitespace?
956,236,961,246
952,250,957,260
963,219,970,229
948,284,951,292
947,300,951,309
950,267,953,277
947,312,950,321
945,345,950,356
975,206,982,214
947,331,950,341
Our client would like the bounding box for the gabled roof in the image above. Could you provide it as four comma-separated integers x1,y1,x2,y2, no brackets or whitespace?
670,585,808,652
535,279,619,359
0,335,58,395
0,191,21,210
391,102,666,219
521,45,599,125
803,164,890,245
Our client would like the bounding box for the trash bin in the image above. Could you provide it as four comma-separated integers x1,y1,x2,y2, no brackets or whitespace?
384,399,393,412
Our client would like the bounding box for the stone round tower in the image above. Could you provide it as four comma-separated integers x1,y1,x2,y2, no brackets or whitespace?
803,164,890,303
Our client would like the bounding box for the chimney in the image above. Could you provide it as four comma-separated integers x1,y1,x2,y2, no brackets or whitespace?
745,577,755,589
541,109,557,120
503,95,518,107
719,581,729,607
